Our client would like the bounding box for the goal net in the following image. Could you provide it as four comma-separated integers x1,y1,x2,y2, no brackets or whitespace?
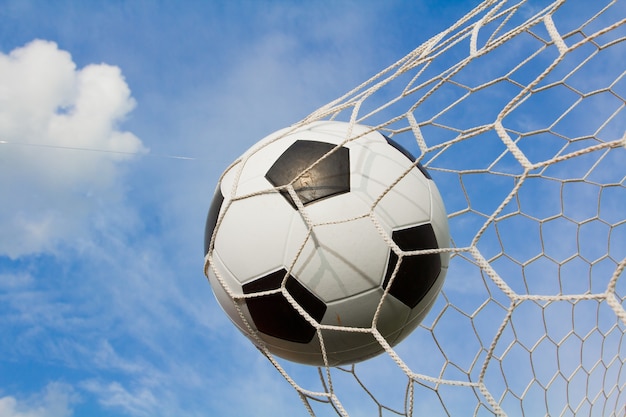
208,0,626,415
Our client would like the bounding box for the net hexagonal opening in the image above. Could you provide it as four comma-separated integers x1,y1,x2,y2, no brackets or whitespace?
383,223,442,308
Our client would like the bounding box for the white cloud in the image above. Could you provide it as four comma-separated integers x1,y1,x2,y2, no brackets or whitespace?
0,39,146,258
0,383,77,417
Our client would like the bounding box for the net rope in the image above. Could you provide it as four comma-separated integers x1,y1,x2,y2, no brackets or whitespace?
205,0,625,415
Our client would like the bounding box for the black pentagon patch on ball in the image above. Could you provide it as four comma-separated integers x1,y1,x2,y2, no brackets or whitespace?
265,140,350,208
242,269,327,343
383,134,432,180
382,223,441,308
204,186,224,255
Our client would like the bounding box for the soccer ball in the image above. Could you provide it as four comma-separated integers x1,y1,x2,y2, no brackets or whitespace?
204,121,450,366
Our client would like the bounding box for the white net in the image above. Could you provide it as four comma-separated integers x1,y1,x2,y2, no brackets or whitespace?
207,0,626,415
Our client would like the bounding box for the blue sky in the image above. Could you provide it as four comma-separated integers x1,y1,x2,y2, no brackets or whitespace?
1,1,625,416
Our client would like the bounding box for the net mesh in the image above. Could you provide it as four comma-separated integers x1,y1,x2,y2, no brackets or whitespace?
207,0,626,415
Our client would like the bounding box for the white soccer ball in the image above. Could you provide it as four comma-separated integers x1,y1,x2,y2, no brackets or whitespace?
204,121,450,366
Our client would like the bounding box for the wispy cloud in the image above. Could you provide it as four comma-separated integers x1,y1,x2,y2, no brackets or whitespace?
0,382,77,417
80,380,156,417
